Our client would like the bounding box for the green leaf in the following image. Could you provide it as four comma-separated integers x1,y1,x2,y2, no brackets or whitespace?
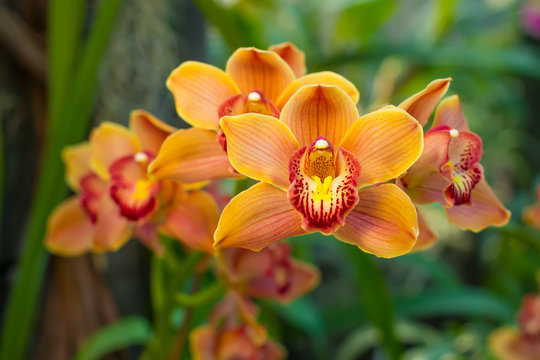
341,243,401,360
336,0,396,43
74,317,152,360
270,297,329,359
395,288,515,323
0,2,124,359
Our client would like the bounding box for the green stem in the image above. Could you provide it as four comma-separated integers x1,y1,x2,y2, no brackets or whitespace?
175,282,226,307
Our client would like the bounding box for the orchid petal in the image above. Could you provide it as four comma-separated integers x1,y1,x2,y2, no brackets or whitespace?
214,182,305,251
411,208,438,251
432,95,470,131
129,110,176,155
61,142,92,192
268,41,307,78
226,47,295,103
45,196,94,256
93,195,132,252
167,61,240,130
523,202,540,231
281,84,359,146
339,106,423,188
220,114,299,190
133,223,163,255
445,179,511,232
398,77,451,126
335,184,418,258
148,128,238,183
276,71,360,109
400,128,453,205
161,190,220,253
89,122,141,180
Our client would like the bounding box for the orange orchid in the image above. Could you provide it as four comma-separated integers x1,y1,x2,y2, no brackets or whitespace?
219,243,320,303
148,42,359,184
489,293,540,360
398,79,511,250
213,84,424,258
45,111,217,256
523,182,540,231
190,292,286,360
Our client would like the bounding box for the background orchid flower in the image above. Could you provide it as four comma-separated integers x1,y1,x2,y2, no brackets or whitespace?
523,182,540,231
219,243,320,303
214,84,424,258
399,80,511,250
45,111,216,256
190,292,286,360
489,293,540,360
148,43,359,185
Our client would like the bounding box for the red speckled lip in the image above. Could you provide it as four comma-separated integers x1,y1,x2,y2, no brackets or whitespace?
442,129,484,206
287,138,360,234
109,152,161,221
79,173,108,223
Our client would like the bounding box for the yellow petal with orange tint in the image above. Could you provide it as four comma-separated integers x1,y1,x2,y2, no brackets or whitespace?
220,114,299,190
167,61,241,130
62,142,92,191
335,184,418,258
432,95,470,131
89,122,141,181
161,190,220,254
488,327,522,360
281,85,359,147
148,128,238,183
268,41,307,78
398,78,451,127
190,325,217,360
444,179,511,232
411,207,438,251
226,47,295,103
45,196,94,256
214,182,305,251
92,195,132,252
339,106,423,188
276,71,360,109
129,110,176,155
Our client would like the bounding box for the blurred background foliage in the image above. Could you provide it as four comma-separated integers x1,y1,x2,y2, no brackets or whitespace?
1,0,540,359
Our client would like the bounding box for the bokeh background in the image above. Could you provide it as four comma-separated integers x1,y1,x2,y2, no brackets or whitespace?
2,0,540,359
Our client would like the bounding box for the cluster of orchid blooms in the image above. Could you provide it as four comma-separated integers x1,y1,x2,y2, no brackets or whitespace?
44,42,521,358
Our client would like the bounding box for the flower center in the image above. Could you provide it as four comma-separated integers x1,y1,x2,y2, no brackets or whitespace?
304,137,336,201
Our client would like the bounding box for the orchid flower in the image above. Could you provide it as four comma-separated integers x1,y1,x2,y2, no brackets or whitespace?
219,243,320,303
190,292,286,360
398,79,511,250
148,43,359,184
523,182,540,231
489,293,540,360
45,111,216,256
213,84,423,258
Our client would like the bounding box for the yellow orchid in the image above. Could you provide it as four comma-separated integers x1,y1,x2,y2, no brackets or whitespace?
45,111,216,256
219,243,320,303
398,79,511,250
191,292,286,360
213,84,424,258
148,42,359,184
489,293,540,360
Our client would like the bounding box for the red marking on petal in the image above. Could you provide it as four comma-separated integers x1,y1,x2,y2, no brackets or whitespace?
217,91,281,153
518,294,540,339
79,173,108,223
443,131,484,205
287,144,360,234
109,152,161,221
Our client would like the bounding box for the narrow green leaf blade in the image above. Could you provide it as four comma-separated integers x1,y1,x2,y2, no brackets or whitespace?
74,317,152,360
341,243,401,360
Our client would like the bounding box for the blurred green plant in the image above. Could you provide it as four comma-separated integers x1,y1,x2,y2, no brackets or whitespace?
0,0,124,358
